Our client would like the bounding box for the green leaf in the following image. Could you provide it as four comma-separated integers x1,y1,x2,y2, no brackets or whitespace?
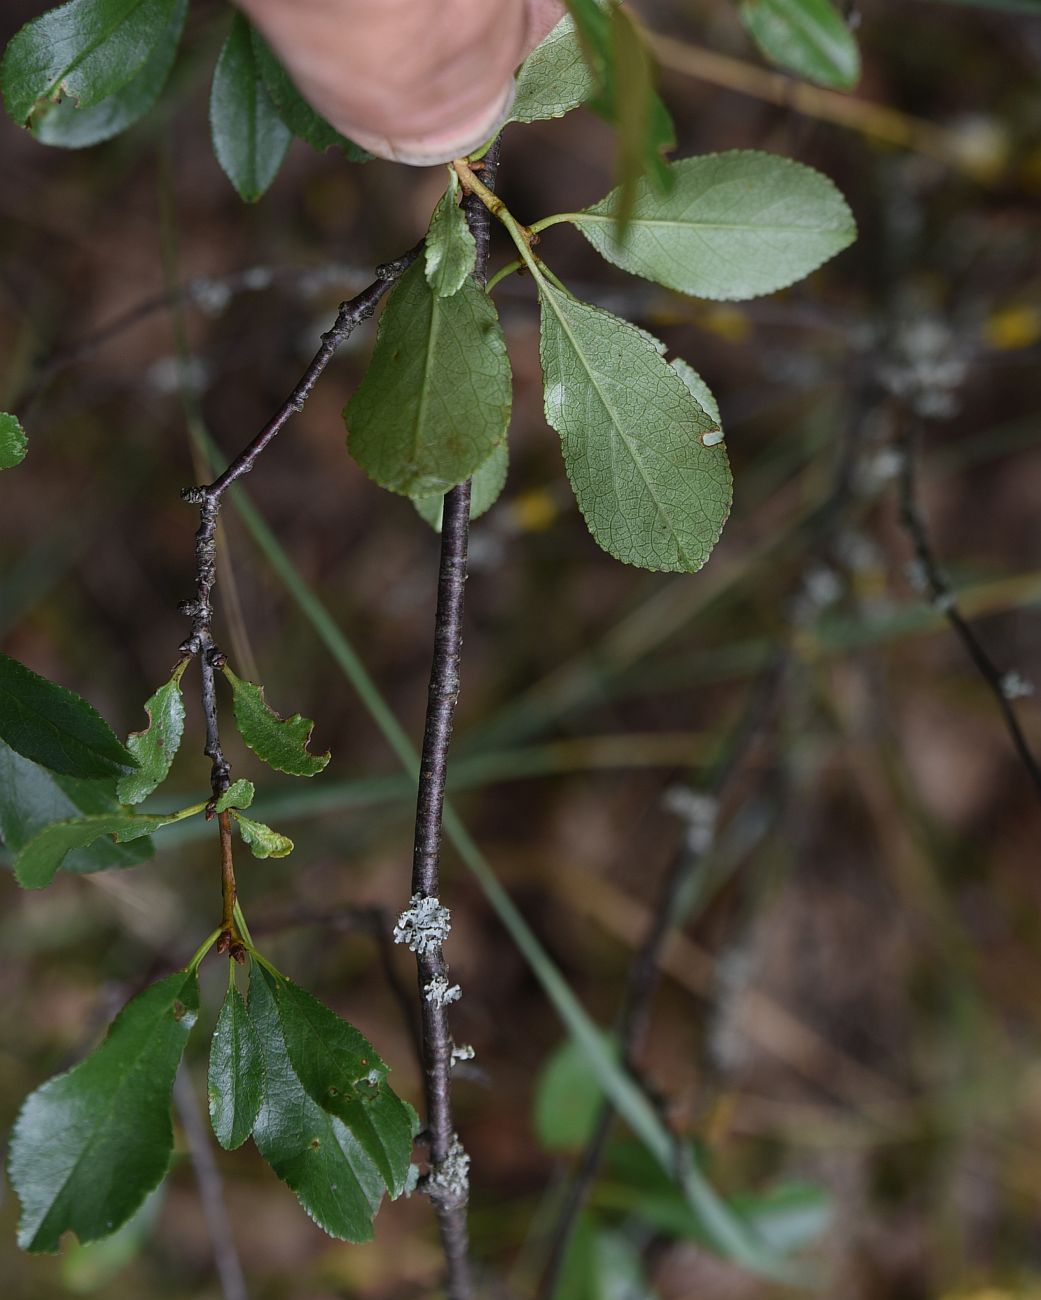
509,15,595,125
260,968,416,1197
534,1034,611,1151
0,412,28,469
671,359,724,441
0,739,154,874
412,439,508,531
8,970,199,1253
30,0,186,148
537,281,731,573
209,983,265,1150
0,652,138,779
250,28,370,161
115,663,186,805
214,778,256,813
232,811,293,859
424,170,477,298
59,1186,163,1292
556,1216,658,1300
223,666,330,777
1,0,179,128
14,803,205,890
247,967,391,1243
569,151,856,301
346,260,513,498
209,13,291,202
739,0,860,89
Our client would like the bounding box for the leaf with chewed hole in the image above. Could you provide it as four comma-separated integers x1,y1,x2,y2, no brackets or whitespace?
223,666,330,777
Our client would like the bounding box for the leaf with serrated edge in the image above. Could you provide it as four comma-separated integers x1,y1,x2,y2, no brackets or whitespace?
8,970,198,1253
509,15,595,124
0,412,28,469
209,984,265,1150
345,260,512,497
233,812,293,859
424,171,477,298
31,0,187,149
263,969,416,1197
223,666,329,777
0,652,138,779
210,13,291,202
537,282,731,573
116,664,187,805
739,0,860,90
671,359,723,432
14,805,206,890
412,439,508,531
215,779,255,813
248,968,387,1243
1,0,179,127
570,151,856,301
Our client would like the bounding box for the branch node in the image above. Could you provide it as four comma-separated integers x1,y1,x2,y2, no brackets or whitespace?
424,1135,470,1208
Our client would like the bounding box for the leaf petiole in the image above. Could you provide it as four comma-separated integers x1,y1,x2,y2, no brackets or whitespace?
186,927,223,974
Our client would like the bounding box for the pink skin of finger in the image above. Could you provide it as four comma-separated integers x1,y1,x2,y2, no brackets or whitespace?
235,0,564,165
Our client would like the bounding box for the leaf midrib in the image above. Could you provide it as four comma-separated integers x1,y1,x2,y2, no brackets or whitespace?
40,0,159,110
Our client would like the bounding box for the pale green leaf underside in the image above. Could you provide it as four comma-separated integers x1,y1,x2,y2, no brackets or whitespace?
1,0,178,126
412,439,509,531
116,665,186,805
671,358,723,431
223,666,330,777
572,151,856,301
509,14,595,124
346,260,512,497
9,971,198,1253
0,412,28,469
538,283,731,573
209,984,265,1150
209,13,291,202
30,0,186,148
233,811,294,859
424,173,477,298
739,0,860,90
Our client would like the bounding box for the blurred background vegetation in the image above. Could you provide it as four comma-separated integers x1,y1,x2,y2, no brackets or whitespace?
2,0,1041,1296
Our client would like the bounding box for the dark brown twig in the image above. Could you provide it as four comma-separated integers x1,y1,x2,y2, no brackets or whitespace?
897,418,1041,802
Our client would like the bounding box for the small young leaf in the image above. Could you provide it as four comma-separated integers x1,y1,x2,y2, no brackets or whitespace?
250,28,370,161
0,740,154,875
509,15,595,124
209,983,265,1150
261,968,417,1197
8,970,199,1253
14,803,206,890
209,13,292,202
739,0,860,90
232,812,293,859
346,260,512,497
223,666,330,778
412,439,508,532
247,968,390,1243
0,652,138,779
30,0,187,148
537,281,732,573
214,779,256,813
1,0,179,128
570,151,856,301
116,663,187,805
0,412,28,469
424,171,477,298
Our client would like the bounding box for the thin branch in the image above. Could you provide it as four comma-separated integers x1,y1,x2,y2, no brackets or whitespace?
897,419,1041,802
402,135,502,1300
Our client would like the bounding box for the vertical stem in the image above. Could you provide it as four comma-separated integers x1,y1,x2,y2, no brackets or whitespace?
408,136,501,1300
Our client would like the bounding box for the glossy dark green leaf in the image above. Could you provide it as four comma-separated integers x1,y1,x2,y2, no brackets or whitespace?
1,0,178,128
247,968,389,1243
412,439,508,531
537,281,732,573
209,983,265,1150
509,15,595,124
739,0,860,89
115,664,186,805
8,970,199,1253
346,260,512,497
14,802,206,889
223,666,330,777
262,968,416,1197
214,778,255,813
30,0,186,148
250,27,370,160
424,170,477,298
0,652,138,779
232,812,293,859
0,412,28,469
209,13,291,202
